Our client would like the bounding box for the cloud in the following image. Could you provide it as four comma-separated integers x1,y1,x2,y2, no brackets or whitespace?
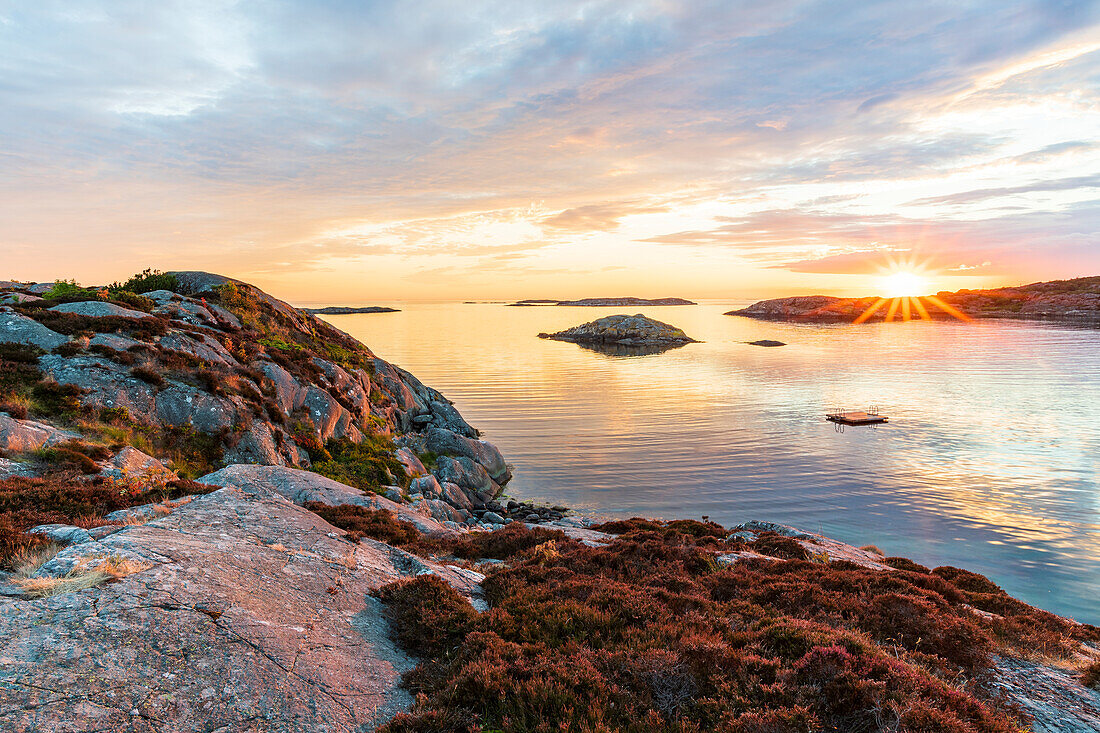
906,175,1100,206
0,1,1098,297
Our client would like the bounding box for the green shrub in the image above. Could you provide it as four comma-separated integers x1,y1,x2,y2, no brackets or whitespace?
309,435,406,492
109,269,177,295
43,279,99,300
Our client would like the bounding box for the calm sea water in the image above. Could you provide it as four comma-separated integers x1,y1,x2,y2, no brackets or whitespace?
313,302,1100,624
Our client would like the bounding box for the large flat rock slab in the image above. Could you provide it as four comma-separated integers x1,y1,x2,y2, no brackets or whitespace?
199,464,458,536
0,483,476,732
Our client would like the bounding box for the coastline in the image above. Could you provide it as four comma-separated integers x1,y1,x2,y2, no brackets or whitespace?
2,272,1098,730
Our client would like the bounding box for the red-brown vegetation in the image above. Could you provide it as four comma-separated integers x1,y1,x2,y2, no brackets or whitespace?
376,522,1098,733
0,472,216,569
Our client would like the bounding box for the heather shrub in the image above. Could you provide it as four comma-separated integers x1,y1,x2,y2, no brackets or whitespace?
750,531,810,560
376,525,1091,732
451,522,567,560
130,365,167,388
305,503,420,546
1083,659,1100,689
0,474,216,568
376,575,479,657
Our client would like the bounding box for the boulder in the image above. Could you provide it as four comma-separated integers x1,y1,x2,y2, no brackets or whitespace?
48,301,154,319
395,447,427,477
435,455,498,496
157,331,240,368
223,421,304,468
440,481,474,511
410,474,441,498
0,310,68,350
424,427,510,483
101,446,175,482
0,293,41,305
0,412,81,453
0,483,480,731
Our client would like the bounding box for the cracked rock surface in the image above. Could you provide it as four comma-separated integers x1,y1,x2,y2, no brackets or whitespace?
0,479,481,732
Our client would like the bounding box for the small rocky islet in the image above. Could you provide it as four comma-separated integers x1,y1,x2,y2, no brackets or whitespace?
538,313,699,352
1,272,1098,731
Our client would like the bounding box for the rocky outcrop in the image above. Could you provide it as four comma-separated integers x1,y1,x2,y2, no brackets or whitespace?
0,478,484,732
0,273,511,518
539,313,699,353
728,276,1100,323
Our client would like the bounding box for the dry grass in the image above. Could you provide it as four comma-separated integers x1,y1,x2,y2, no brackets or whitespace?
14,554,152,598
860,544,886,556
10,542,61,577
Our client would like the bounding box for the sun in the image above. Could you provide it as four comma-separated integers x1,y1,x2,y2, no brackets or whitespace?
879,270,928,298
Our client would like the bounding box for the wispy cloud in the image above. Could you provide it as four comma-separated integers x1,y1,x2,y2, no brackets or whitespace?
0,1,1097,298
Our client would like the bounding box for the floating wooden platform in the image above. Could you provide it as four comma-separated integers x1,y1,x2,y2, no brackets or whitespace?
826,410,888,426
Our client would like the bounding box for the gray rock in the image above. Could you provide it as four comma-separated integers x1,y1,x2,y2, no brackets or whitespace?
439,481,474,511
158,330,240,368
223,420,303,468
435,455,498,496
482,511,505,525
424,426,510,483
410,474,442,498
49,301,154,319
27,524,93,546
0,483,482,731
0,457,35,479
0,412,81,453
198,464,457,537
100,446,174,482
395,447,427,477
88,333,141,351
0,310,68,349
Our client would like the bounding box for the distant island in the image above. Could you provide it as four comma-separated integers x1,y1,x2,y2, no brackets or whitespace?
302,305,400,314
727,276,1100,323
509,296,696,307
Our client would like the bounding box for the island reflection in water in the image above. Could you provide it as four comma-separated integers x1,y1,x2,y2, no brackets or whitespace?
316,302,1100,624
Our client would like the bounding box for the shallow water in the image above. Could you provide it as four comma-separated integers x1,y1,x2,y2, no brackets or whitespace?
314,302,1100,624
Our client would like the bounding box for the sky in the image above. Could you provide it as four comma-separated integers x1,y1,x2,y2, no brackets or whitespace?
1,0,1098,302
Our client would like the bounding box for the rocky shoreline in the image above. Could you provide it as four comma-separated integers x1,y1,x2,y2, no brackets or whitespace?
727,276,1100,323
2,272,1099,731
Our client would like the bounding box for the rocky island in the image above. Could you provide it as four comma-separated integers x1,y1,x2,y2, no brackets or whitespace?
302,305,400,314
727,276,1100,323
510,296,696,307
1,271,1098,731
538,313,699,355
